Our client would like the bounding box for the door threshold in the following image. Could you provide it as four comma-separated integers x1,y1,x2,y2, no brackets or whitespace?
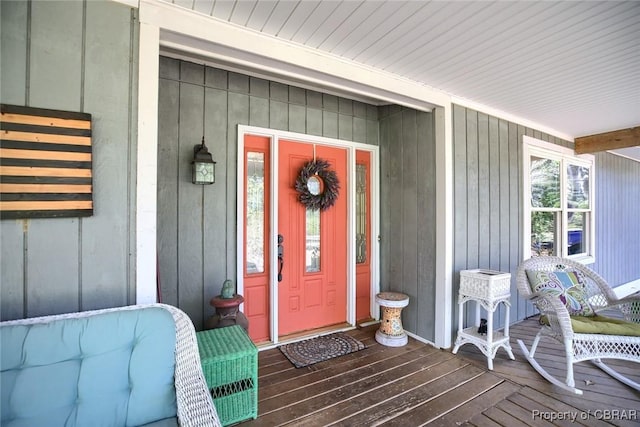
256,322,354,351
279,322,353,344
357,318,380,328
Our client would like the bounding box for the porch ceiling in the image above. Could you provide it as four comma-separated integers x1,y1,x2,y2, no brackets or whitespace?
161,0,640,158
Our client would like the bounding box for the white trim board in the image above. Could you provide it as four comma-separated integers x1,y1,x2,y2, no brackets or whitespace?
113,0,139,8
521,135,596,265
435,106,453,349
613,279,640,299
451,96,574,143
236,125,381,345
140,0,449,112
135,22,160,304
135,0,454,348
607,148,640,164
406,331,438,349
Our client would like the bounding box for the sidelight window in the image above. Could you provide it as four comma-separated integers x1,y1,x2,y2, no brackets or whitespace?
246,152,265,274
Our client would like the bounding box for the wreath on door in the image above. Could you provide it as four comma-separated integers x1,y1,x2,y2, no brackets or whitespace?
295,158,340,211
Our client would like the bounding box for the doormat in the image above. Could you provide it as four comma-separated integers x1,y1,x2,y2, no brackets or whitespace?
279,332,366,368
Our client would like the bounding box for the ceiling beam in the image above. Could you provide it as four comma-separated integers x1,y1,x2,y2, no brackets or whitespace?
575,126,640,154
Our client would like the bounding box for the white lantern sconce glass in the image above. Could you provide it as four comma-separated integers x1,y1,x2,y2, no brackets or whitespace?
192,137,216,185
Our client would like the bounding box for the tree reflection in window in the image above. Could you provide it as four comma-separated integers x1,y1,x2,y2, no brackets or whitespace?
528,149,592,258
246,152,265,274
567,164,590,209
531,157,560,208
306,208,320,272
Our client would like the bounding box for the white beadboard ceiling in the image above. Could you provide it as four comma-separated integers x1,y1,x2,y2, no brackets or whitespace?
161,0,640,146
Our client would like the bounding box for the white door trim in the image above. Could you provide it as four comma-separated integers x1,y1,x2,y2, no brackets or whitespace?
237,125,380,344
138,0,454,348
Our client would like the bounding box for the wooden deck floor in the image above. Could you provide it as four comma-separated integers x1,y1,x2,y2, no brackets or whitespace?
238,317,639,426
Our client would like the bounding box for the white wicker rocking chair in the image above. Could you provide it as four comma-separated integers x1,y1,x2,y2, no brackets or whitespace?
516,256,640,395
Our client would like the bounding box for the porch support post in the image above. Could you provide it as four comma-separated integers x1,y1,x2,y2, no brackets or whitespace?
435,104,453,348
135,21,160,304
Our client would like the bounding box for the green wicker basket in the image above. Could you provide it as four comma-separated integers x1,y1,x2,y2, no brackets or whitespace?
196,326,258,426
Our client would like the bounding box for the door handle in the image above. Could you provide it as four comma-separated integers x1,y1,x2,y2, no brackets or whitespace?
277,234,284,282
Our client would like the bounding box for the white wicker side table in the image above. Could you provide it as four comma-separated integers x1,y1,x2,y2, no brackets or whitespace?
452,269,515,370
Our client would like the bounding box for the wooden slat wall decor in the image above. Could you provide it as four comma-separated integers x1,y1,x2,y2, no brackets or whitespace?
0,104,93,219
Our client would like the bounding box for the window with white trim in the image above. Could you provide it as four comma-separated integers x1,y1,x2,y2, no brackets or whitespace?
523,136,595,262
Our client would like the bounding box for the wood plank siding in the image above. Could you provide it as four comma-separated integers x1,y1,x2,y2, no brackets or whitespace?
451,105,640,335
157,57,381,331
592,152,640,286
239,320,639,426
158,58,440,336
0,1,138,319
379,106,437,341
2,2,637,358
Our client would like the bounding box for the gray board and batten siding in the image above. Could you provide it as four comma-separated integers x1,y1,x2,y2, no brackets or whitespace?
378,106,438,342
452,104,564,332
157,57,386,331
591,152,640,287
452,104,640,335
157,58,440,336
0,0,138,320
2,0,636,344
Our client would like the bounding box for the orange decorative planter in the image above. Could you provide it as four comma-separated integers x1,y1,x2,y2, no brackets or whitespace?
205,294,249,331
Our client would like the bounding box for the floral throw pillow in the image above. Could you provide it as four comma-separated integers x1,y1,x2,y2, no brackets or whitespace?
525,269,595,317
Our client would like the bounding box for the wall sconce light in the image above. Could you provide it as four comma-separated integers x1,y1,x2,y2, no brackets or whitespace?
192,137,216,185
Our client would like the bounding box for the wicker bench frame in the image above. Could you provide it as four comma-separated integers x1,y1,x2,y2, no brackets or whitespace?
516,256,640,395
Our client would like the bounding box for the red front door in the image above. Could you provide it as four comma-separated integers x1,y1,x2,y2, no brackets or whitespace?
278,140,348,336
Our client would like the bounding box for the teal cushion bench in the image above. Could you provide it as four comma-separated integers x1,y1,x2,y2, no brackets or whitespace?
1,304,221,427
